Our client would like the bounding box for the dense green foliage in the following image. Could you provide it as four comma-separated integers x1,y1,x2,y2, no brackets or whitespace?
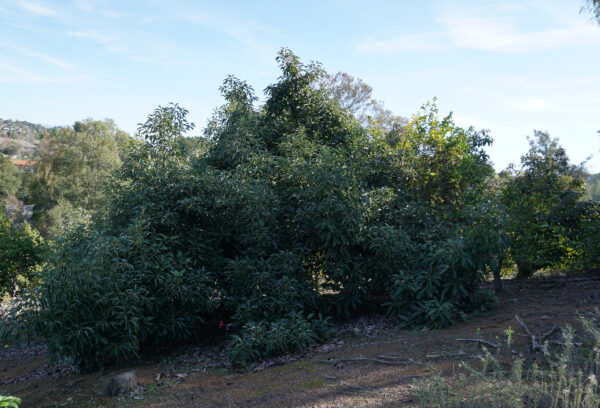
28,119,131,237
6,49,508,371
0,211,45,295
0,156,22,204
228,312,333,366
501,132,593,277
0,395,21,408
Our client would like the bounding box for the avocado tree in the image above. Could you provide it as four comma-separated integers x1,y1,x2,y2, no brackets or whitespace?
9,49,505,371
502,131,585,277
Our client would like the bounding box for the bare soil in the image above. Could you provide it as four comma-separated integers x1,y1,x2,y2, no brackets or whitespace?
2,271,599,408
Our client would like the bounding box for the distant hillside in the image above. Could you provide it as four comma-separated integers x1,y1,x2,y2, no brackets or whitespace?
0,119,48,157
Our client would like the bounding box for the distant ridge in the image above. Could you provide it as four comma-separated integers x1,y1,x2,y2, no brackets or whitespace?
0,118,48,157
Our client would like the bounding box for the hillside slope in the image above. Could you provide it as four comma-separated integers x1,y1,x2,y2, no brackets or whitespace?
0,119,48,157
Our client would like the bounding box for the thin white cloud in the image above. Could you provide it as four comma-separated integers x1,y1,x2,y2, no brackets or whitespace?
70,0,122,18
357,5,600,55
491,74,600,91
441,16,600,52
68,30,117,45
129,55,183,67
1,44,76,70
356,33,445,54
0,60,45,81
16,0,57,17
0,59,91,83
182,12,278,62
508,94,600,114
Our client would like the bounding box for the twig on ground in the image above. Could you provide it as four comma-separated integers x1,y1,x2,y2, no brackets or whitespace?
350,339,405,347
456,338,499,349
319,355,424,366
515,314,558,356
319,358,409,366
427,352,457,358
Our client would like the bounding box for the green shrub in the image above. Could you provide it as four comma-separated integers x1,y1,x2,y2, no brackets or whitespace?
0,211,46,295
19,221,217,372
8,49,505,371
571,200,600,269
228,312,332,367
0,396,21,408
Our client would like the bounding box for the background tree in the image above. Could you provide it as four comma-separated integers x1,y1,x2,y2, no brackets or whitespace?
582,0,600,23
321,72,407,140
0,155,22,205
0,211,45,295
502,131,586,277
27,119,131,237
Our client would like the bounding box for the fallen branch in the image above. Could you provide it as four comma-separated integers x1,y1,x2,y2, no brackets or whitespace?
427,353,481,359
541,325,559,341
319,355,424,366
319,358,410,366
547,340,583,347
456,338,499,349
378,353,424,365
515,315,557,356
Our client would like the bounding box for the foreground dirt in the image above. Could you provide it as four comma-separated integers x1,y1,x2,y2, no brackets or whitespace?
2,271,599,408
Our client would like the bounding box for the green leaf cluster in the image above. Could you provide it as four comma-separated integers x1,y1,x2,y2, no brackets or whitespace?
0,395,21,408
501,131,592,276
0,211,45,295
0,155,22,204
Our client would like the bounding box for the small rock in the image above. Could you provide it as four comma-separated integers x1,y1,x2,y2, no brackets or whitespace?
106,371,138,396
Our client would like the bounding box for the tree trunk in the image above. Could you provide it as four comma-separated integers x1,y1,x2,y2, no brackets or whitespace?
516,262,535,279
493,257,504,293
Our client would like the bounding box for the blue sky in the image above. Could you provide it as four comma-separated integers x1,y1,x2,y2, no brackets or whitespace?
1,0,599,172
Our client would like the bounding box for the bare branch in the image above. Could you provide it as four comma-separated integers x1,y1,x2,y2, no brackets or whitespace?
456,338,499,349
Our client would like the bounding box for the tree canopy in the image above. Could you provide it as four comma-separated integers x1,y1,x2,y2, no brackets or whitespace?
27,119,131,237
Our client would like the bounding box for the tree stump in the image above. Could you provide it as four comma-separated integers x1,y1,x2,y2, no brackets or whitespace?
106,371,138,396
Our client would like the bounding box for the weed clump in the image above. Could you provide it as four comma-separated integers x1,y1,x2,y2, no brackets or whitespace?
413,313,600,407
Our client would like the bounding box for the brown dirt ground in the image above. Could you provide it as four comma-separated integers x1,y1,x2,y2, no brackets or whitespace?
2,271,600,408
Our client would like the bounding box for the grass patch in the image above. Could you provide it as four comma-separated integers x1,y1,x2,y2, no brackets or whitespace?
297,377,327,389
412,313,600,407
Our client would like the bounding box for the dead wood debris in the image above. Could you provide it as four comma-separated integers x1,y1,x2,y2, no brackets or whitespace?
319,353,424,366
455,338,499,349
515,314,559,356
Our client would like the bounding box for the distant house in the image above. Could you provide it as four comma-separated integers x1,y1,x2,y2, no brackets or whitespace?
9,158,37,171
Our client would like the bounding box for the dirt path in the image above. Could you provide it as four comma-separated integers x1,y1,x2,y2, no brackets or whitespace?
3,272,599,408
